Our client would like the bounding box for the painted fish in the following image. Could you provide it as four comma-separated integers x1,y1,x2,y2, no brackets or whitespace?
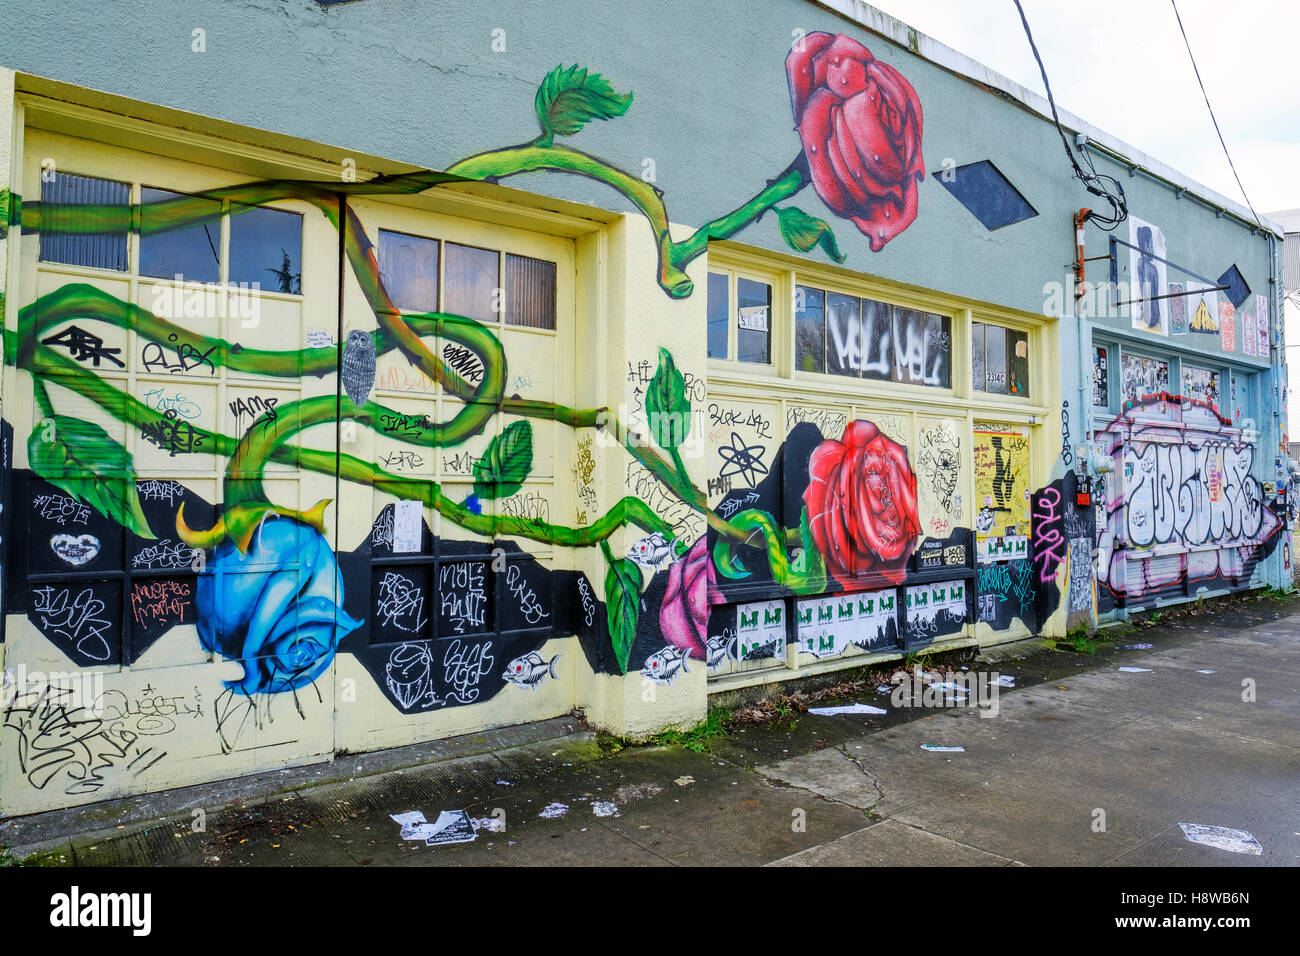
705,634,730,671
503,651,560,690
641,645,690,685
627,532,677,568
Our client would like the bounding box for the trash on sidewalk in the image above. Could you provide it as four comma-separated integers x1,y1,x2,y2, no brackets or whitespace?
1120,643,1154,650
929,682,969,698
995,675,1016,687
471,816,505,833
1196,669,1217,674
1178,823,1263,855
390,809,478,845
674,775,695,787
1118,666,1153,673
538,802,569,819
424,811,477,846
920,744,965,752
592,802,618,817
807,702,888,716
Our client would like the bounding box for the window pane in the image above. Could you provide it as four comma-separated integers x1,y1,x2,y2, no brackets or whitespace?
39,171,129,271
984,324,1007,394
859,298,892,381
972,322,986,392
795,286,825,373
444,242,498,322
891,308,929,386
736,278,771,364
229,204,302,293
1120,353,1169,405
505,253,556,329
826,292,861,378
1007,329,1029,396
1181,365,1220,411
378,229,438,312
707,272,729,359
139,187,220,284
926,313,952,387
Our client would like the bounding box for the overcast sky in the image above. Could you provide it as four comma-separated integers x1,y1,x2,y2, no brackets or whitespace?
869,0,1300,435
868,0,1298,218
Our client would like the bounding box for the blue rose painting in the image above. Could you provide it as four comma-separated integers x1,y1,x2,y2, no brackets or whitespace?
196,516,362,695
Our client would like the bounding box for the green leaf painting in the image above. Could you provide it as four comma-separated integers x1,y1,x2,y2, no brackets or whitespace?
645,347,691,450
775,205,845,263
535,64,632,146
472,420,534,500
601,544,642,675
28,416,154,539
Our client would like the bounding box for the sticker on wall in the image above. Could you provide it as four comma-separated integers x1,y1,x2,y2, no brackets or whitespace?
1128,216,1168,336
1091,346,1109,407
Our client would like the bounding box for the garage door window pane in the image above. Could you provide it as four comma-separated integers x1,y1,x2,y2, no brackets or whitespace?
505,253,556,330
39,172,129,272
707,272,729,359
379,229,439,313
445,242,498,322
139,187,220,284
229,204,302,293
737,278,771,364
795,286,825,372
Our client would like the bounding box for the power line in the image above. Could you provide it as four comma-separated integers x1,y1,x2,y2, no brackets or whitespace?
1170,0,1261,229
1012,0,1127,230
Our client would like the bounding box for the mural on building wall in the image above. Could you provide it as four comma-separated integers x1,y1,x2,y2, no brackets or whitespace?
0,40,934,799
447,34,924,301
1093,394,1282,606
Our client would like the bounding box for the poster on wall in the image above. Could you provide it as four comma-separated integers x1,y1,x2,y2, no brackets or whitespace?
904,579,967,642
735,599,785,660
1187,282,1220,335
1128,215,1168,336
1256,293,1271,353
1243,301,1257,357
796,589,897,658
1168,281,1188,335
972,424,1030,563
1219,301,1236,353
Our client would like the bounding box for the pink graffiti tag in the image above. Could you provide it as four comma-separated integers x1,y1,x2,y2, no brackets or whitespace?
1031,485,1066,583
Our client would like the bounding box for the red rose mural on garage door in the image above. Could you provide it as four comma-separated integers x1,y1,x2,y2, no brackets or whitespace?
804,420,921,591
787,33,926,252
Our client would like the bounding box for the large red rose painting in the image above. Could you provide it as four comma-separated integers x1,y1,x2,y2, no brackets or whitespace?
803,420,921,591
787,32,926,251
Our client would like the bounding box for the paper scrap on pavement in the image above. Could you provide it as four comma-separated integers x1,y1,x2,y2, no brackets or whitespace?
471,817,505,833
424,810,477,845
995,675,1016,687
808,703,888,716
1196,669,1217,674
1118,666,1153,673
390,811,426,827
592,802,618,817
876,685,893,694
538,802,569,819
1178,823,1262,855
930,681,968,698
920,744,965,752
1120,643,1154,650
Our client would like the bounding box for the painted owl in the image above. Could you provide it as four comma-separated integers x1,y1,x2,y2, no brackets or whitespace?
342,330,376,407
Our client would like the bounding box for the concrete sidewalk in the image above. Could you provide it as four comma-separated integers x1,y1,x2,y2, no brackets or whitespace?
4,595,1299,867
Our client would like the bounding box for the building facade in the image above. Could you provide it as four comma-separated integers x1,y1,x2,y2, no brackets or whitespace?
0,0,1288,815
